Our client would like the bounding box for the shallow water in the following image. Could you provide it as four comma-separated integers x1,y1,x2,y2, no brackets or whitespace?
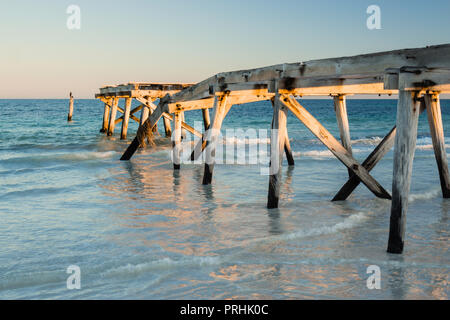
0,99,448,299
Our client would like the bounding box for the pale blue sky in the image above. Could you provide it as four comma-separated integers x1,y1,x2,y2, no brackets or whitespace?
1,0,449,98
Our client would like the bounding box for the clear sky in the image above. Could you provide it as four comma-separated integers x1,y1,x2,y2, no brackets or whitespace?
1,0,449,98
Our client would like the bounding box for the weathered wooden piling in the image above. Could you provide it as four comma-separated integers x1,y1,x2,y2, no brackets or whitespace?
267,93,288,208
203,95,230,185
202,109,211,130
100,98,111,133
107,98,119,136
67,92,74,122
140,104,150,127
101,44,450,254
424,93,450,198
180,111,187,140
387,91,421,254
173,112,182,170
163,117,172,137
270,98,294,167
121,98,132,139
333,95,352,177
284,130,295,166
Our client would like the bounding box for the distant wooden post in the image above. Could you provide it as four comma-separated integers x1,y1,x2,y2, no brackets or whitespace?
202,95,229,185
267,93,288,208
424,93,450,198
387,90,421,254
120,98,132,140
100,98,111,133
334,95,352,177
67,92,74,122
107,97,119,136
173,112,182,170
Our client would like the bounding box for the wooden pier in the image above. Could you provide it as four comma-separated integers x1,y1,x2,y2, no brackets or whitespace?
97,44,450,254
95,82,199,140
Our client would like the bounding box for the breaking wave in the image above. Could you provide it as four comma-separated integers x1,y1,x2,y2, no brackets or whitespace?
408,188,442,202
254,212,370,243
101,256,222,278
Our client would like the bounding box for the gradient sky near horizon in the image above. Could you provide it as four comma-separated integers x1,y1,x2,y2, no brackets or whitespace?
1,0,450,98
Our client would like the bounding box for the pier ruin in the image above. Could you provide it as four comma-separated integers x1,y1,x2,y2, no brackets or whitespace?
96,44,450,254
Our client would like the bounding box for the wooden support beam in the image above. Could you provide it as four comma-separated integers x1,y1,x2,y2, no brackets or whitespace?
424,93,450,198
270,98,294,166
334,95,352,177
333,126,397,201
120,98,132,140
398,67,450,92
68,92,74,122
107,98,119,136
161,113,202,138
102,97,141,125
332,126,396,201
180,111,187,140
281,94,391,200
115,113,140,125
173,112,182,170
218,44,450,85
202,108,211,130
100,98,111,133
387,91,421,254
202,95,229,185
284,129,295,166
136,95,168,137
333,102,427,201
267,93,288,208
163,116,172,137
120,100,167,160
139,105,149,127
189,102,232,162
187,109,212,162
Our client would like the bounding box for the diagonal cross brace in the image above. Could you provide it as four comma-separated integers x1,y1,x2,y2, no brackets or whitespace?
280,94,391,200
332,100,426,201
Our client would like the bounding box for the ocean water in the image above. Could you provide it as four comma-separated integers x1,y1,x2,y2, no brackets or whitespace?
0,98,448,300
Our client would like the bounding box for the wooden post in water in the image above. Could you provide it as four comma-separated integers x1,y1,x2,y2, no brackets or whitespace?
424,93,450,198
120,98,132,140
387,90,421,254
173,112,182,170
163,116,172,137
334,95,352,177
284,129,295,166
270,98,294,166
202,95,229,185
180,111,187,140
267,93,288,209
100,98,111,133
140,105,149,127
121,100,165,160
202,108,211,130
67,92,74,122
107,97,119,136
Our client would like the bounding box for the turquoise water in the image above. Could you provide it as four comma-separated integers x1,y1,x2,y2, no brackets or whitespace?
0,98,448,299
